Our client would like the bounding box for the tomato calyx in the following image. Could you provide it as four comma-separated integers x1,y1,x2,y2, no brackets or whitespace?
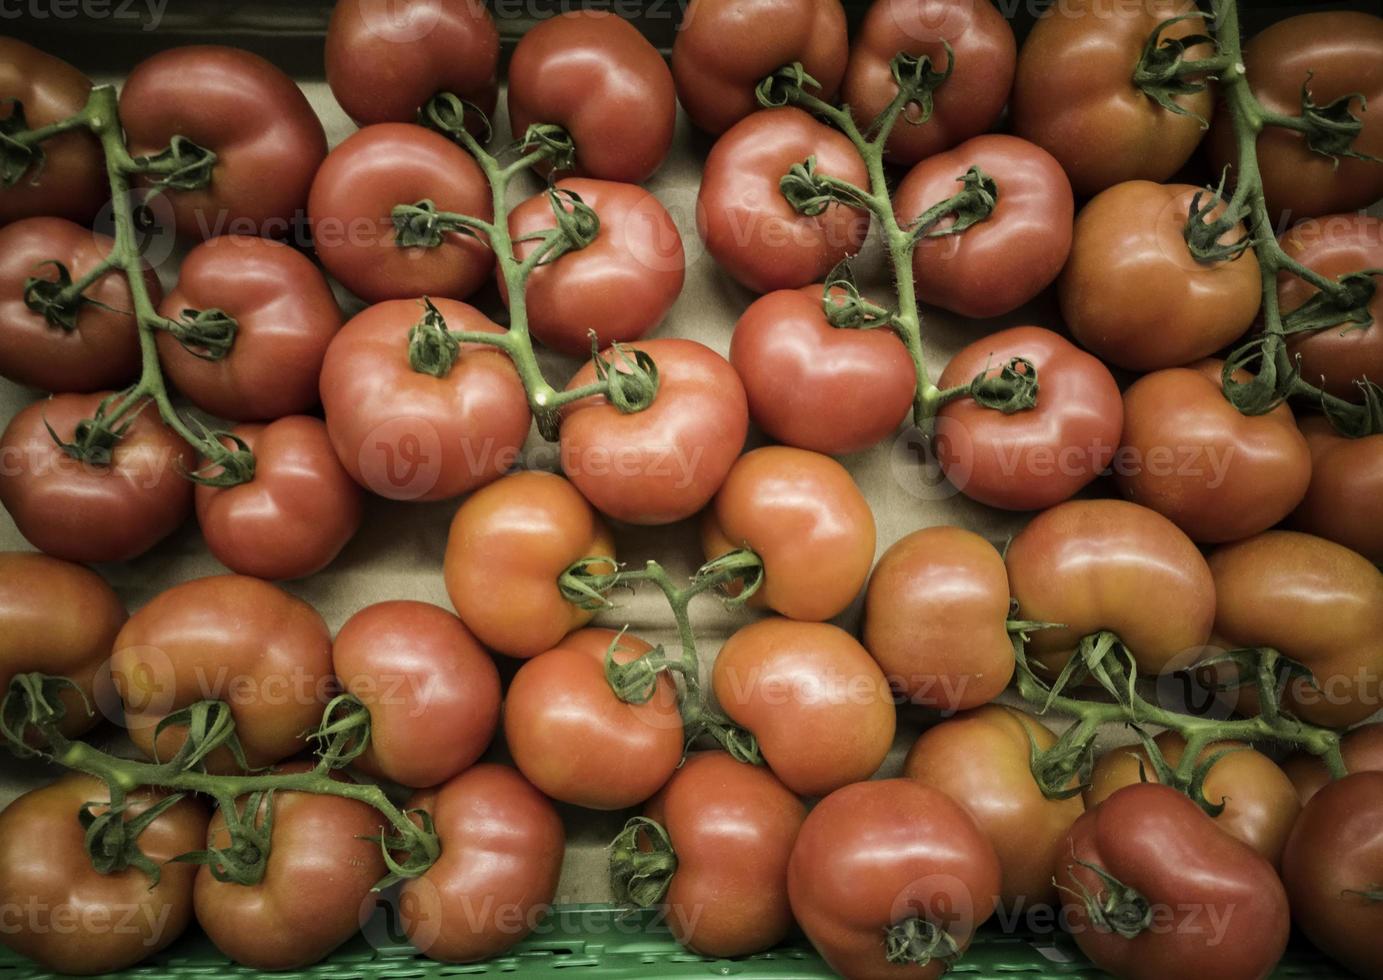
780,155,873,215
0,98,45,186
1183,175,1252,264
132,133,218,191
1281,268,1382,337
1061,859,1153,940
172,788,274,886
152,698,254,772
589,341,660,415
80,791,189,885
184,418,256,488
1293,81,1383,166
1132,13,1221,125
1321,379,1383,438
609,815,678,907
306,693,372,771
0,672,88,758
372,807,442,891
1125,724,1234,818
41,389,139,466
821,263,896,330
161,306,238,361
391,198,488,249
940,355,1040,415
883,916,962,970
887,47,955,133
905,165,998,241
523,186,601,264
1027,723,1096,802
519,122,578,175
418,90,495,146
604,632,690,705
755,62,823,112
22,258,122,332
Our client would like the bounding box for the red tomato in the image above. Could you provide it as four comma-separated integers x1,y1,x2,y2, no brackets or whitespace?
194,416,363,581
1282,723,1383,804
1291,416,1383,564
119,46,326,240
308,123,494,303
505,178,683,356
318,298,530,502
697,107,869,294
559,338,748,525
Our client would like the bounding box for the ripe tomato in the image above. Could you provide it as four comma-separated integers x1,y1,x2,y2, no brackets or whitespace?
325,0,499,127
1291,416,1383,564
308,124,493,304
156,235,341,421
904,705,1084,907
1209,530,1383,730
1056,783,1288,980
0,392,195,563
935,326,1121,511
559,338,748,525
713,617,894,797
110,575,333,771
1012,0,1214,197
701,446,875,622
0,775,207,975
1282,723,1383,804
640,751,807,956
1006,499,1215,677
444,470,615,658
399,764,564,963
697,107,869,294
841,0,1016,166
507,12,674,184
1115,360,1311,544
318,298,529,502
788,778,1001,980
505,178,683,356
333,600,500,788
505,628,683,810
119,46,326,240
1060,182,1261,372
0,217,158,394
671,0,847,135
1208,12,1383,223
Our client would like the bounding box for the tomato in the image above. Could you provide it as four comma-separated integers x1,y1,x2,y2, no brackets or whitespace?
1281,772,1383,980
399,764,564,963
1282,723,1383,804
195,417,362,581
697,107,869,294
1006,498,1215,678
307,123,493,304
1060,182,1261,372
904,705,1084,907
507,12,675,184
318,298,529,502
325,0,499,127
505,628,682,810
1115,360,1311,544
1012,0,1214,197
1291,416,1383,564
0,774,207,975
333,599,500,788
1056,783,1288,980
671,0,847,135
1209,530,1383,730
505,178,683,356
713,617,894,797
841,0,1016,167
639,751,806,956
0,392,195,563
156,235,342,421
1208,12,1383,223
935,326,1121,511
0,39,105,226
1085,732,1301,866
110,574,334,771
0,217,158,394
787,778,1001,980
119,46,326,241
560,338,748,525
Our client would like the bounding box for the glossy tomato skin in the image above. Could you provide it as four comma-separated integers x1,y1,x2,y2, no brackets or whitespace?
1056,783,1288,980
1282,723,1383,804
842,0,1016,166
506,178,684,356
713,617,895,797
308,124,494,303
1115,360,1311,544
507,12,674,183
1006,498,1215,677
505,628,683,810
642,751,806,957
701,446,875,622
1291,416,1383,564
1060,182,1260,372
560,338,748,525
904,705,1084,907
0,774,208,975
325,0,499,126
697,108,869,294
400,764,564,963
319,298,530,502
110,575,334,771
156,235,341,421
1012,0,1214,197
119,46,326,240
672,0,847,135
0,392,195,562
788,778,1001,980
935,326,1122,511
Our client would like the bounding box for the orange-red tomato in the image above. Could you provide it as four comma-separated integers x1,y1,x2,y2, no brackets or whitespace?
1291,416,1383,564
